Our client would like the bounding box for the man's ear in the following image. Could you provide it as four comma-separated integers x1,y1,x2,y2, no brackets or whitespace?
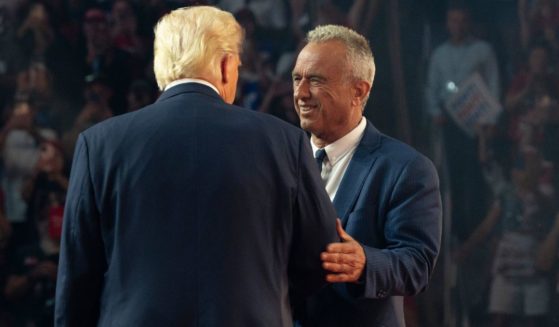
351,80,371,107
220,54,232,84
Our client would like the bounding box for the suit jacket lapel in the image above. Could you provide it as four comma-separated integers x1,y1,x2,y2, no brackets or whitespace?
333,120,381,226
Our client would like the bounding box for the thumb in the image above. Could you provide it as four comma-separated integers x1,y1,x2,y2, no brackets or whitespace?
336,218,354,242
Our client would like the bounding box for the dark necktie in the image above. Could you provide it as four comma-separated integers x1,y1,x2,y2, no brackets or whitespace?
315,148,327,173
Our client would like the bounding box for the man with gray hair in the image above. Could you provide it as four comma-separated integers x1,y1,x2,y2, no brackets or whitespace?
292,24,442,326
55,6,338,326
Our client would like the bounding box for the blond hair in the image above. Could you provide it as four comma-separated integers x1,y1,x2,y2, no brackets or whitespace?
153,6,243,90
306,25,375,85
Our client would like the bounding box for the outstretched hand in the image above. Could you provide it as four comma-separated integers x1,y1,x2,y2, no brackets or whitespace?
321,219,366,283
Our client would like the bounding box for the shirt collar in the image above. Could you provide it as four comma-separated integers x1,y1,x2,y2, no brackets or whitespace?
311,118,366,165
164,78,220,96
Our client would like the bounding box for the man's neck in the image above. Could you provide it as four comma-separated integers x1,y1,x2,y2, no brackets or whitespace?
450,35,470,45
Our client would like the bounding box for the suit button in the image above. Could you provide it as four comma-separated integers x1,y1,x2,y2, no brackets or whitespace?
377,290,387,298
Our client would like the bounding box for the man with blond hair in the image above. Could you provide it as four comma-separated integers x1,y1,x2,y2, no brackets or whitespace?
292,25,442,326
54,6,337,326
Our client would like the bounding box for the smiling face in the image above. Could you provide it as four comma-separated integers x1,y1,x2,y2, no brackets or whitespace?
292,41,364,146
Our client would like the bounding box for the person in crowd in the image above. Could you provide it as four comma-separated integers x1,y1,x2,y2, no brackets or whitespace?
55,6,338,326
61,73,113,159
519,0,559,51
3,139,65,327
0,99,56,249
13,61,61,129
14,61,51,106
16,2,55,63
82,7,134,115
15,1,79,100
426,4,500,241
291,24,442,327
110,0,148,61
4,211,60,327
504,43,559,152
454,147,556,327
22,140,68,244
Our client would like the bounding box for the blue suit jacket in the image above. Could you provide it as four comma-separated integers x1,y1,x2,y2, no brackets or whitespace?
54,83,338,327
300,120,442,327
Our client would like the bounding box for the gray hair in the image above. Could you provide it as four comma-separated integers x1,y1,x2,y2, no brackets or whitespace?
306,25,375,85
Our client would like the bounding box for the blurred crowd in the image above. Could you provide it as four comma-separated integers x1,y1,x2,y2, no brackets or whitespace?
0,0,557,326
430,2,559,327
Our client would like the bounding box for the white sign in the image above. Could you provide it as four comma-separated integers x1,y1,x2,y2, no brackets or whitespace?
445,73,502,138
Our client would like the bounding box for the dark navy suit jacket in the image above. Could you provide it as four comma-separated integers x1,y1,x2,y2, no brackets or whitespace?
54,83,338,327
300,120,442,327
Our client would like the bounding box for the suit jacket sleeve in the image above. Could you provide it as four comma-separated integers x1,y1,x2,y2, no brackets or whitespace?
289,131,338,299
55,134,106,327
359,154,442,299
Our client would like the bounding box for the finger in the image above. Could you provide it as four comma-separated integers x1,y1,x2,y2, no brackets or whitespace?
321,251,360,264
326,242,359,254
322,261,356,274
322,253,365,271
325,273,360,283
335,219,354,242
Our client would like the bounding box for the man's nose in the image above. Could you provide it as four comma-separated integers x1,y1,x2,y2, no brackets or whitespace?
294,80,310,99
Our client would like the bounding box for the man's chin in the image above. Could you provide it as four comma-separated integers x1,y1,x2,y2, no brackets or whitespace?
299,120,320,134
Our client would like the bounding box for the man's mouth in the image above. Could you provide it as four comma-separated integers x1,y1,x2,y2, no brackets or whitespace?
298,103,318,113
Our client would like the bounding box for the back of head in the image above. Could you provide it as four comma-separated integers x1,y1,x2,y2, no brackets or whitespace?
153,6,244,90
306,24,375,86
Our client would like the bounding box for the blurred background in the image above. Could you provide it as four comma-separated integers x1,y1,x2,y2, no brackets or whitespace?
0,0,558,326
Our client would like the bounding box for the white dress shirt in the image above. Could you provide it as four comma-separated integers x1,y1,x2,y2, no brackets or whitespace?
165,78,220,95
311,118,367,201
